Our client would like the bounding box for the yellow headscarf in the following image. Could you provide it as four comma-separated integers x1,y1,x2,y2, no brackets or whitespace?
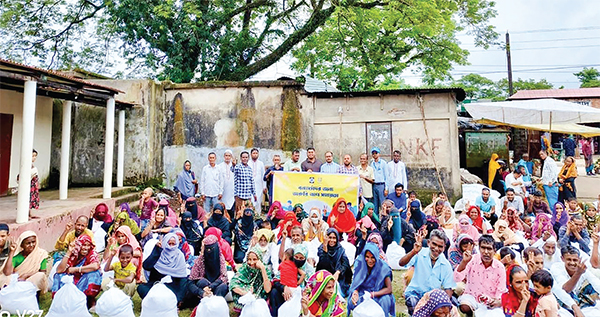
488,153,501,188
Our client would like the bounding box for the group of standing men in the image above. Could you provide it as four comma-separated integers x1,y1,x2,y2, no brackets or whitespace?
174,147,409,217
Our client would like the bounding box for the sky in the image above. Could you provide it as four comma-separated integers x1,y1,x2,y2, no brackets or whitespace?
251,1,600,89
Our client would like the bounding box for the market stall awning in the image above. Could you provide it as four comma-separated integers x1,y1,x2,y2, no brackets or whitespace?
464,99,600,137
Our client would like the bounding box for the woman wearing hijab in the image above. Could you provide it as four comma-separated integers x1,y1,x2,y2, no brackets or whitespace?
188,235,229,305
467,205,489,234
453,214,480,243
54,235,102,309
502,265,539,317
140,208,173,247
412,289,459,317
360,202,381,227
205,203,233,244
302,270,347,317
303,207,330,243
88,202,113,234
552,202,569,235
408,200,426,231
294,203,308,222
367,232,388,262
488,153,505,196
327,198,357,244
267,201,287,229
118,202,140,226
172,228,193,263
316,228,352,297
234,208,256,263
506,207,525,232
181,211,202,256
137,233,189,304
530,213,556,242
230,246,273,312
185,197,203,222
108,208,141,237
492,219,519,250
1,231,49,292
104,225,143,281
174,160,197,200
558,156,578,202
276,211,301,240
158,199,179,228
348,243,395,317
448,234,476,270
205,227,236,270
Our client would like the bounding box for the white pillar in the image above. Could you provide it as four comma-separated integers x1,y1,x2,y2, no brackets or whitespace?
103,98,115,198
59,101,72,200
117,109,125,187
17,80,37,223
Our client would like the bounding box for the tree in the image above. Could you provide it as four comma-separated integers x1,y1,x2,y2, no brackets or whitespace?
574,67,600,88
0,0,498,83
454,74,553,101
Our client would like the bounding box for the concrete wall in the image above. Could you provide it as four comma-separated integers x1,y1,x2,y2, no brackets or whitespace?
312,93,461,198
0,89,53,190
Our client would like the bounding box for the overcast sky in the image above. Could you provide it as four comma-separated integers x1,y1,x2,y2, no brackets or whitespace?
252,0,600,89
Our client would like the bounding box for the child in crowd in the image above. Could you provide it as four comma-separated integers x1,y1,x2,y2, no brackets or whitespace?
582,203,600,234
138,188,158,228
102,244,136,296
277,248,304,288
531,270,559,317
566,197,582,218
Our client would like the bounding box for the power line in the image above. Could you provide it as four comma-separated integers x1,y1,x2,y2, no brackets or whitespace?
511,26,600,34
470,44,600,52
460,36,600,47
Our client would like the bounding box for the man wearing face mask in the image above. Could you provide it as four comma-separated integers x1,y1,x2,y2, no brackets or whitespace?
302,207,330,243
400,229,455,315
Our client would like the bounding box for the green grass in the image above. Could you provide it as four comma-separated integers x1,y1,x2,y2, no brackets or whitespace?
30,270,410,317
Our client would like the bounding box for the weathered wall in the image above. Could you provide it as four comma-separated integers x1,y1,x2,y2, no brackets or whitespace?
0,89,53,190
49,80,165,186
312,93,461,198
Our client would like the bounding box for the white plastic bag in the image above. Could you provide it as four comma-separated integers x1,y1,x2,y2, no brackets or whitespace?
196,295,229,317
386,242,406,270
353,292,385,317
238,293,270,317
95,282,135,317
94,227,107,253
46,275,92,317
224,271,235,302
140,277,178,317
47,261,60,291
340,240,356,266
278,287,302,317
0,274,40,314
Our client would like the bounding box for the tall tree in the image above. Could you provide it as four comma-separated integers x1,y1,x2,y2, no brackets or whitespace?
455,74,553,101
574,67,600,88
0,0,498,83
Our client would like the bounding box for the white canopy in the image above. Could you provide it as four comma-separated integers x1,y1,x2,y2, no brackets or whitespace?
464,99,600,136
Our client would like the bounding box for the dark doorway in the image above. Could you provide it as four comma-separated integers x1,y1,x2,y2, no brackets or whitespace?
0,113,14,196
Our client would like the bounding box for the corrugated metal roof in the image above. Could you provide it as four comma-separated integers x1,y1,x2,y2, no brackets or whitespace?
509,88,600,100
303,76,340,93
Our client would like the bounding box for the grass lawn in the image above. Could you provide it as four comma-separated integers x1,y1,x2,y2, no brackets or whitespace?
31,270,409,317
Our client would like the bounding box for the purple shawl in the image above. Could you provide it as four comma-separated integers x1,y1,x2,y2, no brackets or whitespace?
120,203,141,226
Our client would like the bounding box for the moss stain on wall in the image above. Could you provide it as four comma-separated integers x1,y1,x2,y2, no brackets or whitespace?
173,93,185,146
281,87,302,151
237,88,256,148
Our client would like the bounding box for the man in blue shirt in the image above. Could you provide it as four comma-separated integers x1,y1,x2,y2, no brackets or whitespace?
475,187,497,226
371,147,389,216
399,229,456,315
319,151,340,174
386,183,407,212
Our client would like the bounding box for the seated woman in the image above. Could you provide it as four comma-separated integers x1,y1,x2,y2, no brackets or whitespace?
270,244,316,316
453,215,480,243
104,225,143,283
530,213,556,243
1,231,48,292
88,203,113,235
172,228,194,265
204,203,233,245
316,228,352,297
158,199,179,228
327,198,357,244
506,207,530,240
302,207,329,243
205,227,236,270
249,228,276,268
438,202,457,230
360,202,381,228
140,208,173,247
137,233,189,306
234,208,256,263
267,201,286,230
294,203,308,223
355,215,378,256
492,220,520,250
367,232,388,263
467,205,492,234
502,265,538,317
180,211,202,256
412,289,460,317
229,246,273,313
117,202,140,227
276,211,301,240
448,234,476,270
187,235,228,307
408,201,427,231
348,243,395,317
108,208,141,239
53,235,102,309
301,270,347,317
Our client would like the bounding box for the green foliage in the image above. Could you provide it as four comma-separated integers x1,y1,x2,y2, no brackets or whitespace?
574,67,600,88
0,0,497,84
455,73,553,101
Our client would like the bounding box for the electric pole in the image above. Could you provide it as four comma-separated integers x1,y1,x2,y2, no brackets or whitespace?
506,31,514,96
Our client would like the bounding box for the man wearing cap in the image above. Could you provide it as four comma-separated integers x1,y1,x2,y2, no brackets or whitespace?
371,147,389,216
219,150,236,218
0,224,10,270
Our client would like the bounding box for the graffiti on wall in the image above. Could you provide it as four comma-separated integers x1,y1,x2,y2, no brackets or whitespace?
399,137,443,156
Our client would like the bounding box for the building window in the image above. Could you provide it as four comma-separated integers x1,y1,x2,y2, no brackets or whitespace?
366,122,392,161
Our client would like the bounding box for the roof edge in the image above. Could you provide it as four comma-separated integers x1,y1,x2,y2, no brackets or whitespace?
164,80,304,90
305,88,466,101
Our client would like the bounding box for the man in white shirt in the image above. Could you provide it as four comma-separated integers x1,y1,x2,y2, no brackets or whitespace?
201,152,223,213
218,149,235,218
550,245,600,317
387,150,408,191
497,188,525,218
540,150,559,211
249,148,266,214
504,169,527,198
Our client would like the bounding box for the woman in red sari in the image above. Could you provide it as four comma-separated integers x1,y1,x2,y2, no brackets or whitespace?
327,198,357,244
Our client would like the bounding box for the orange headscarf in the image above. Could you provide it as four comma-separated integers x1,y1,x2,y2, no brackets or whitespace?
327,198,356,233
488,153,501,188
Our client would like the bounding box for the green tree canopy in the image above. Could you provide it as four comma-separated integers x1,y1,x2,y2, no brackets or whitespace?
574,67,600,88
0,0,498,83
455,74,553,101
